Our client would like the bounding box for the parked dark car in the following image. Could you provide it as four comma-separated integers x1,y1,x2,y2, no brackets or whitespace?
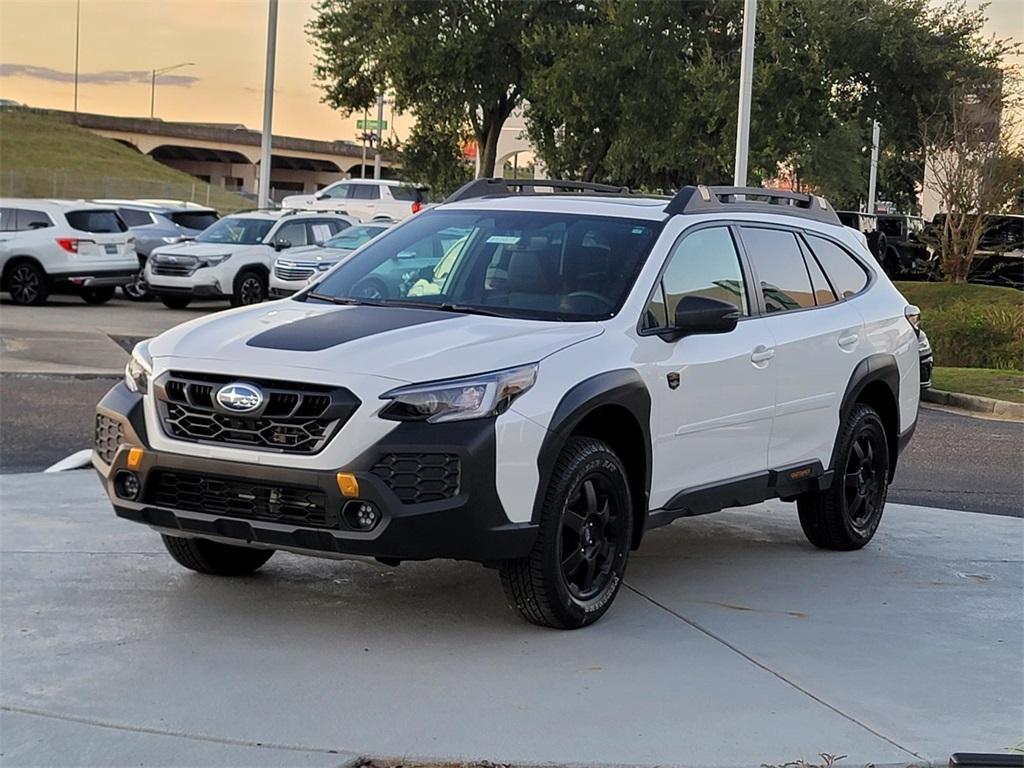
92,200,220,300
926,213,1023,288
876,214,932,278
836,211,888,266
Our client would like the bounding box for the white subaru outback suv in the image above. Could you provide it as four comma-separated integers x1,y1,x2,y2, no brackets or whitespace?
145,210,355,309
0,199,138,305
94,180,921,629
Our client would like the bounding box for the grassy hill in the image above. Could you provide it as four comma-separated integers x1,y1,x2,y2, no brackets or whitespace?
0,109,248,212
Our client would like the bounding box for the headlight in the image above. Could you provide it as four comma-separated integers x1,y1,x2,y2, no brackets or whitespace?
124,340,153,394
379,364,538,423
198,254,231,267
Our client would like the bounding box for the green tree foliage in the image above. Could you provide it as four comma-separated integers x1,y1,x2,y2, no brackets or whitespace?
400,106,473,197
525,0,1010,207
308,0,579,179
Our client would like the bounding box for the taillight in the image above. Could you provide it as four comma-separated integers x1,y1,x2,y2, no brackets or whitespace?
56,237,93,253
411,201,423,214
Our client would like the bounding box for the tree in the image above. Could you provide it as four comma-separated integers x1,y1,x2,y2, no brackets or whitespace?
308,0,577,178
922,75,1023,282
399,106,473,198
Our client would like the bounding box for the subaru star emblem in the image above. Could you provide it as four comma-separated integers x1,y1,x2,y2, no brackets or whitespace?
216,383,264,413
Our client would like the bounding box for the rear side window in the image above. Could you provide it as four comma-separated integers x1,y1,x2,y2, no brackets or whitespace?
390,185,423,202
349,184,379,200
802,246,837,306
806,235,869,298
643,227,748,329
169,211,219,231
741,227,815,313
118,208,154,227
65,210,127,233
308,219,347,243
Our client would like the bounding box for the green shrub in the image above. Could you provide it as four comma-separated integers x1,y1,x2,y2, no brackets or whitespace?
896,282,1024,369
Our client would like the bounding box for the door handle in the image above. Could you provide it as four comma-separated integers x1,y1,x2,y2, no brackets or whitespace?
750,345,775,364
838,331,860,349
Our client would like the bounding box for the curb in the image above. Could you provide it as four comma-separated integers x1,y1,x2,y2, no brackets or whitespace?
922,387,1024,420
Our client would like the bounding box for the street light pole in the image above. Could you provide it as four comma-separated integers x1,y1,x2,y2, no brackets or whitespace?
733,0,757,187
150,62,194,119
257,0,279,209
73,0,81,114
867,120,881,213
372,89,385,180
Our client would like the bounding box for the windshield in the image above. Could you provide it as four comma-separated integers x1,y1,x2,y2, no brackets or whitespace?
323,225,389,250
195,216,274,245
308,210,661,321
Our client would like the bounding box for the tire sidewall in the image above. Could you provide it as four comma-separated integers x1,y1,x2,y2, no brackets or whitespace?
542,448,633,626
838,408,889,545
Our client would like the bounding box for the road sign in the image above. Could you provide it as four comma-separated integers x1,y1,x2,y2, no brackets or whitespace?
357,119,387,131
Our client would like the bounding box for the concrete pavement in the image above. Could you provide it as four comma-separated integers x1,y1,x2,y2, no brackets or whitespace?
1,471,1020,767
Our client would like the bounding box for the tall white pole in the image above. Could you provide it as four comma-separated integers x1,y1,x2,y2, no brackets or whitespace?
73,0,81,114
867,120,881,213
732,0,757,187
258,0,279,209
372,90,385,180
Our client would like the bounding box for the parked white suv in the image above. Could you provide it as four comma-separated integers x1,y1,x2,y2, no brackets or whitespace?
0,199,138,305
145,210,355,308
95,181,921,629
281,179,427,222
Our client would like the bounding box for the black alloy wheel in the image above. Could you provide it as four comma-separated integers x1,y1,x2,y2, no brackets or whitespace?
8,262,48,305
559,473,627,601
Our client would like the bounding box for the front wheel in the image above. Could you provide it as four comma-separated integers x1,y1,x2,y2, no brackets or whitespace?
121,269,152,301
231,269,267,307
81,286,116,304
500,437,633,629
162,535,275,576
797,404,890,550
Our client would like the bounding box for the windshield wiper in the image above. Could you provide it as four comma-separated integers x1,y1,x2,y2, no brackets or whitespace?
435,302,516,318
306,292,387,307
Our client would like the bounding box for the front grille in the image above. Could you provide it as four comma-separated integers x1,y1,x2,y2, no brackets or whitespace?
94,414,124,464
371,453,461,504
147,470,331,527
274,262,316,281
152,264,195,277
156,372,358,454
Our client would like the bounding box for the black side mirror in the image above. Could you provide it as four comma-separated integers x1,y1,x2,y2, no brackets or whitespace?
664,295,740,340
274,239,292,251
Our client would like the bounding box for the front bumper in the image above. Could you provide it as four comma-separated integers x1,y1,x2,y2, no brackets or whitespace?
93,383,537,564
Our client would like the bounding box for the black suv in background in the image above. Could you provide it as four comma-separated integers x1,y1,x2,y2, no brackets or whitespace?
876,214,932,279
836,211,888,267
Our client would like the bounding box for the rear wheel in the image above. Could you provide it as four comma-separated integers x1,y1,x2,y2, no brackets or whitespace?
160,296,192,310
81,286,115,304
232,269,267,307
797,404,889,550
161,535,274,576
6,261,48,305
500,437,633,629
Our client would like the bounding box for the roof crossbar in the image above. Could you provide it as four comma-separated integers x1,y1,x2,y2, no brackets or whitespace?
665,185,841,225
444,177,631,203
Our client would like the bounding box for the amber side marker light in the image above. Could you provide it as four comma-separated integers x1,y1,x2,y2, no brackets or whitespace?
336,472,360,497
126,448,145,469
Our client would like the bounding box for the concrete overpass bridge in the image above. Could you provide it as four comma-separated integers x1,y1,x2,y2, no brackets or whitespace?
48,110,400,200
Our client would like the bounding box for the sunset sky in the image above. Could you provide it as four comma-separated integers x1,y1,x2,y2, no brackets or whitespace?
0,0,1020,145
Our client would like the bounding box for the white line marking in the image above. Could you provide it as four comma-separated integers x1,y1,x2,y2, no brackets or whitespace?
43,449,93,473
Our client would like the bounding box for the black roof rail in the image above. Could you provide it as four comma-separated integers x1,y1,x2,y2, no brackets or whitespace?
665,185,841,225
444,177,631,203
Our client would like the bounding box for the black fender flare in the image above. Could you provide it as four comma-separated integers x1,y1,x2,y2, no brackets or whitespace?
831,353,901,476
530,368,652,528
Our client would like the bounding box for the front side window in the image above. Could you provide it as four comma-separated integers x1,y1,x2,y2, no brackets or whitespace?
65,209,127,233
273,221,310,247
321,183,350,200
195,216,274,245
806,235,869,298
741,227,816,313
644,227,748,330
309,210,661,321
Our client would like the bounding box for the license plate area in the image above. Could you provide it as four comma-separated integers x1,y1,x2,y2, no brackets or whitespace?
104,244,118,255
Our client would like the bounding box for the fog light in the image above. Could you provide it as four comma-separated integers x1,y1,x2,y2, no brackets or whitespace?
114,470,141,501
343,500,380,531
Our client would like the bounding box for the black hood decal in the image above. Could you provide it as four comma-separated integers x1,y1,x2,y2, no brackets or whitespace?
247,305,456,351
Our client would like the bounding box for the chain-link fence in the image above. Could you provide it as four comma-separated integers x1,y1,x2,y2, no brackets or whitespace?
0,170,252,212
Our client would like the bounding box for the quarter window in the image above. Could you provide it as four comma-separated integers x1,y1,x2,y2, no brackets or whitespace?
741,227,815,313
806,235,868,298
117,208,154,228
644,227,748,329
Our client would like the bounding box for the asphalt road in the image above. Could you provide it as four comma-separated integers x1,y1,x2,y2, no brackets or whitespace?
1,372,1020,516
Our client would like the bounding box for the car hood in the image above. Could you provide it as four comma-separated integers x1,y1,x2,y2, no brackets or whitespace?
281,194,316,208
151,241,256,258
276,245,351,262
148,301,604,384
